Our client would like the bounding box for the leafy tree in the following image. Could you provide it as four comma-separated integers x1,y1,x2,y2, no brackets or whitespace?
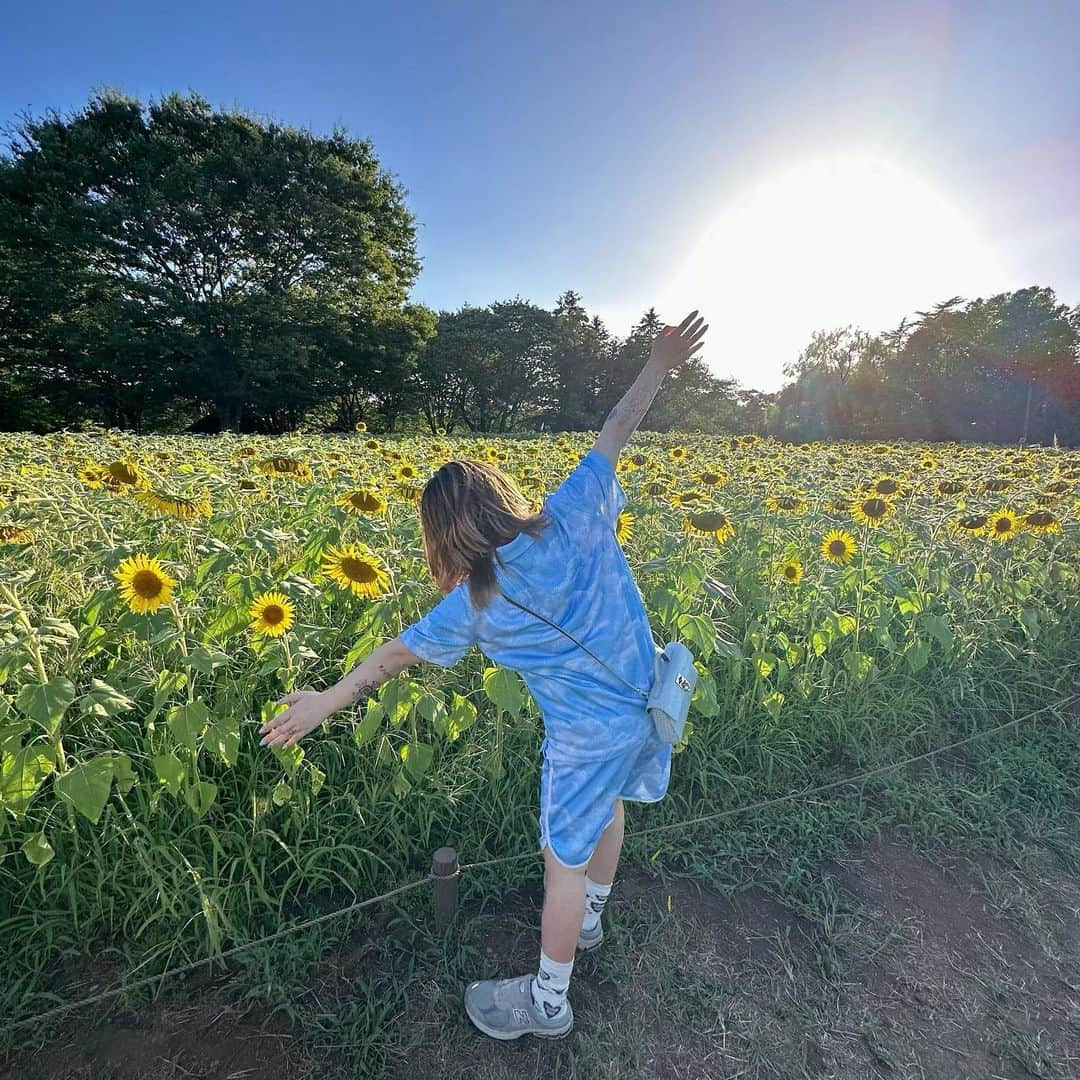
0,90,420,431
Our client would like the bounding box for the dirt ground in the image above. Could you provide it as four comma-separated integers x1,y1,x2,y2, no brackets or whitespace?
4,834,1078,1080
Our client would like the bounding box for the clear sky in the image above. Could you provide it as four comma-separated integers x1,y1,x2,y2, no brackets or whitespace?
2,1,1077,391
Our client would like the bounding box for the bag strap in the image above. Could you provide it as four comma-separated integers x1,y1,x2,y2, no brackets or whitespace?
499,587,651,699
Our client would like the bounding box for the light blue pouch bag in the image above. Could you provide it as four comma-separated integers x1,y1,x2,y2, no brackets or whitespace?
646,641,698,744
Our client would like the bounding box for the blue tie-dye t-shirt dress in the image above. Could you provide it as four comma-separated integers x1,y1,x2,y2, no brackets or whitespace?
398,447,672,868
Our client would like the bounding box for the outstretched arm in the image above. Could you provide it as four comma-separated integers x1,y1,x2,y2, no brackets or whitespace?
593,311,708,468
259,637,421,749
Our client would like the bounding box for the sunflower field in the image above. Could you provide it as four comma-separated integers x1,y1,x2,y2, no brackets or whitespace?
1,428,1078,1020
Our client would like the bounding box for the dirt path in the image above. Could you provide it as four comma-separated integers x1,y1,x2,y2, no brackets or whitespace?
4,835,1079,1080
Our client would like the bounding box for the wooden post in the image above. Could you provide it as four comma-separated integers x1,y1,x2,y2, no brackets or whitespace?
431,846,459,930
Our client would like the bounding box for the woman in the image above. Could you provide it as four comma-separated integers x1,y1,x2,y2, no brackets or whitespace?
259,311,708,1039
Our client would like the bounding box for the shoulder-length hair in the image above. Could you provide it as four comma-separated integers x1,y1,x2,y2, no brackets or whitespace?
418,459,553,609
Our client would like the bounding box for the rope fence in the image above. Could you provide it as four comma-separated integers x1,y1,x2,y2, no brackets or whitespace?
7,685,1078,1032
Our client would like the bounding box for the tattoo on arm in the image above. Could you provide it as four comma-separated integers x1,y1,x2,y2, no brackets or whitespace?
350,679,376,704
349,662,389,705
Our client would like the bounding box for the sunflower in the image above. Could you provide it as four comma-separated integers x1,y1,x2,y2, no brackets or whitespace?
354,421,368,433
987,508,1021,543
364,438,381,452
697,468,728,488
138,489,212,519
321,543,390,598
394,462,422,484
937,480,967,497
615,510,634,544
851,496,896,528
338,488,388,516
1022,509,1062,535
820,529,857,565
114,554,177,615
765,494,807,514
257,457,312,481
1043,479,1070,495
778,560,803,585
625,452,650,470
953,513,988,537
668,446,688,463
683,510,736,543
104,460,148,490
236,479,264,497
249,591,295,637
669,489,706,507
869,475,904,497
827,497,852,513
983,477,1011,493
0,524,32,543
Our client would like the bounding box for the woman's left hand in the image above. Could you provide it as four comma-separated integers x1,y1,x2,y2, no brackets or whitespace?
259,689,335,749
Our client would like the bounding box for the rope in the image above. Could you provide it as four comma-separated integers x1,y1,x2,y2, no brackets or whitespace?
6,873,432,1030
460,688,1080,870
6,686,1077,1031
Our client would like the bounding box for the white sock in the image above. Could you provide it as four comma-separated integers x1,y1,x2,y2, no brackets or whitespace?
582,876,612,932
531,949,573,1019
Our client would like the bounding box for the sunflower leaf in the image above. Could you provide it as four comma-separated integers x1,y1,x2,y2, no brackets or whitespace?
21,830,54,866
152,752,185,795
79,679,135,720
16,677,76,735
446,692,477,741
167,701,210,750
54,756,115,824
400,741,434,781
1,744,55,818
185,780,218,819
482,666,524,718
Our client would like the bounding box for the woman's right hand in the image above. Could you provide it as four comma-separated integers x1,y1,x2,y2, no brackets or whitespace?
259,689,336,749
650,311,708,371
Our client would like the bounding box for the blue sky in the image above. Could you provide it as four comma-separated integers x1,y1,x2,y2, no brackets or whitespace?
3,0,1077,390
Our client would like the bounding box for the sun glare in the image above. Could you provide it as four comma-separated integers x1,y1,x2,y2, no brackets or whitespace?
659,152,1011,391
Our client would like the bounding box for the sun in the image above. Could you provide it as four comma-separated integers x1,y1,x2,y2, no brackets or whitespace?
656,151,1008,392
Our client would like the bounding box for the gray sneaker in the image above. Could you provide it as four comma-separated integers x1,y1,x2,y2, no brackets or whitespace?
464,975,573,1040
577,921,604,952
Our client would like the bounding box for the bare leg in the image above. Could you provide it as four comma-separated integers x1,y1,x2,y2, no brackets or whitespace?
539,847,587,965
586,798,625,885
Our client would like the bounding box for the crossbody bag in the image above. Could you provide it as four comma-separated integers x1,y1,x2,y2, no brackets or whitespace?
498,587,698,745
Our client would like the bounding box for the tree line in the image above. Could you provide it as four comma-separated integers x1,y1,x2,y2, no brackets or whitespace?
2,91,1078,443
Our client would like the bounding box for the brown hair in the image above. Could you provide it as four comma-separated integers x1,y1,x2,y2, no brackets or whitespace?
418,459,553,609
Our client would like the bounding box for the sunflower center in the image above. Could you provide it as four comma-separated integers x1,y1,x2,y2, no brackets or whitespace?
828,540,847,556
863,498,888,519
994,517,1012,533
340,557,378,583
692,512,728,531
131,570,164,599
261,604,285,626
784,566,799,580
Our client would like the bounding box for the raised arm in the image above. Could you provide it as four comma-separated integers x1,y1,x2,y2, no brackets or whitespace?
593,310,708,468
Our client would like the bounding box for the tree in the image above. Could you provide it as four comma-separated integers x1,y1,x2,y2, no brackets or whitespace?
0,90,420,431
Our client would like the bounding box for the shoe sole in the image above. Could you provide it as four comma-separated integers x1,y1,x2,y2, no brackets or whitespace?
576,930,604,952
464,999,573,1041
